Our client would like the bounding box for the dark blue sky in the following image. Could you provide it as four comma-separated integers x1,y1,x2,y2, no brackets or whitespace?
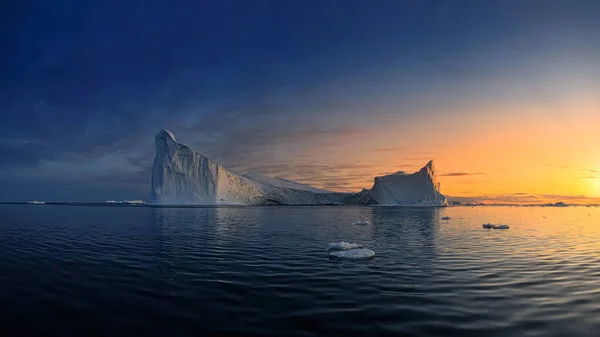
1,0,599,201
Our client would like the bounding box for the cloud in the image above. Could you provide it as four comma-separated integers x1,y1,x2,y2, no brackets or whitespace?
576,176,598,179
405,157,436,161
375,146,408,153
0,79,382,186
448,193,600,204
323,181,352,188
545,165,571,169
440,172,485,177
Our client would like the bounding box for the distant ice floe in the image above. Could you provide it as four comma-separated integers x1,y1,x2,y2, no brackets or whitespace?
327,241,363,251
441,216,451,220
327,241,375,260
329,248,376,260
482,223,510,229
353,220,371,225
105,200,145,204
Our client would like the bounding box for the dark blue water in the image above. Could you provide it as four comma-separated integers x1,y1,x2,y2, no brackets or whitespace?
1,205,599,336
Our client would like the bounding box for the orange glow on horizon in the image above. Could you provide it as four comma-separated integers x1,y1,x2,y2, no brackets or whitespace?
289,98,600,204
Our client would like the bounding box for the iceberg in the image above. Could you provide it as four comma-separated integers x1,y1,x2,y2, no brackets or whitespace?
327,241,363,251
151,129,266,205
150,129,448,206
329,248,376,260
348,160,448,206
482,223,510,229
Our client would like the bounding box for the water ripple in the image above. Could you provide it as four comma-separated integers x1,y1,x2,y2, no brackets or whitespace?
0,205,599,336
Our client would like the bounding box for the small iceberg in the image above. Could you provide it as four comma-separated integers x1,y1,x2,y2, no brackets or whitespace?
329,248,375,260
353,220,371,225
441,216,451,220
328,241,363,251
482,223,510,229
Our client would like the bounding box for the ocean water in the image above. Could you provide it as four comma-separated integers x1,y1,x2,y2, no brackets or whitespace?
1,205,599,336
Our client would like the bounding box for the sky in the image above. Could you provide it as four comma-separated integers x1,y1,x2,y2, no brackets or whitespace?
1,0,600,203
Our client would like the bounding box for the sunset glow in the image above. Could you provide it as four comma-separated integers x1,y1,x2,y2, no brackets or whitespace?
1,1,599,204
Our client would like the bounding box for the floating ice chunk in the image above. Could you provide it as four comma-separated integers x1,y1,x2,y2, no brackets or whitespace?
441,216,451,220
329,248,375,260
483,223,510,229
327,241,363,251
354,220,371,225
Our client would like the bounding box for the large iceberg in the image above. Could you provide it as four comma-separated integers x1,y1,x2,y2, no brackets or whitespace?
150,129,448,206
348,160,448,206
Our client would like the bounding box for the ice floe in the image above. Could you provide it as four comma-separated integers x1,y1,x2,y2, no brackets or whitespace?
327,241,363,251
329,248,375,260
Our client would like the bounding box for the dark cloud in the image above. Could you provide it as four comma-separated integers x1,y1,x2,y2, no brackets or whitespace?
323,181,352,188
377,171,399,176
405,157,437,161
448,193,600,204
440,172,485,177
537,194,595,201
0,140,54,168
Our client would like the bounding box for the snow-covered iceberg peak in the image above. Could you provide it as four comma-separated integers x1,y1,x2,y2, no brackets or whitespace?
156,128,176,142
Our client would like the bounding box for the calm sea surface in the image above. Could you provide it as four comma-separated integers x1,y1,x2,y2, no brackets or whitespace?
1,205,599,336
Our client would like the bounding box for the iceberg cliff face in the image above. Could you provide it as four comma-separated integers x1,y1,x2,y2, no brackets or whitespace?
151,130,265,204
150,129,447,206
365,160,448,206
